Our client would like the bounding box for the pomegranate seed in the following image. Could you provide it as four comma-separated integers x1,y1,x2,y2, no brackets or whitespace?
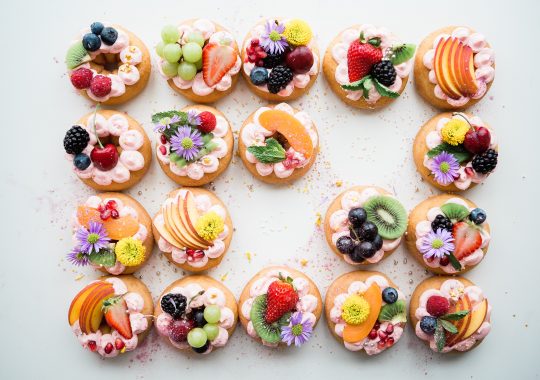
106,200,117,210
377,341,386,349
378,331,387,340
465,167,475,177
88,340,97,351
111,209,120,219
100,209,111,220
368,329,378,340
256,60,264,66
159,145,167,155
386,337,395,347
374,322,380,329
426,256,435,263
386,324,394,334
186,249,195,257
439,256,450,266
115,338,125,350
104,343,114,354
160,134,167,144
97,204,106,212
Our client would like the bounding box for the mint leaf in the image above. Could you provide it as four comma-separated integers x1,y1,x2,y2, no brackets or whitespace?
151,110,188,124
434,320,446,352
441,310,470,321
390,44,416,65
427,143,472,164
363,77,374,99
373,78,400,98
341,75,372,91
247,138,286,164
368,37,381,47
440,319,458,334
88,248,116,267
447,252,462,271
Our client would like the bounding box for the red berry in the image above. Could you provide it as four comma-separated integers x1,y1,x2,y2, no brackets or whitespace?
347,40,383,82
426,295,450,317
90,143,119,171
159,145,167,155
386,324,394,334
70,68,93,89
100,209,111,220
198,111,217,133
97,203,106,213
88,340,97,351
377,341,386,349
465,167,475,177
111,209,120,219
169,319,195,343
160,135,167,144
439,255,450,266
90,75,112,97
378,330,387,340
115,338,125,350
104,342,114,354
386,337,395,347
106,200,117,210
368,329,378,340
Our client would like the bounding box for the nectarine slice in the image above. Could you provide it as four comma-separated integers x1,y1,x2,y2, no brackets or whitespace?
342,283,382,343
68,281,102,325
461,299,488,341
77,205,139,241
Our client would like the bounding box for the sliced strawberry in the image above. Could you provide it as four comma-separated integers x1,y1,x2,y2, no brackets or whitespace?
202,43,237,87
103,296,133,339
452,222,482,260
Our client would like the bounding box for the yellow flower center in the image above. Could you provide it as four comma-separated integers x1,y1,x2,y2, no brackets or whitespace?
441,118,470,146
341,294,370,325
115,237,146,267
283,19,313,46
195,211,225,241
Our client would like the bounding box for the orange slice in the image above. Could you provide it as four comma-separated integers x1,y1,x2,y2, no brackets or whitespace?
342,283,382,343
77,205,139,241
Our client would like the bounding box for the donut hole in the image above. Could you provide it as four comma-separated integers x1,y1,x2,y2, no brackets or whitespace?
94,134,124,154
273,132,291,151
90,53,121,75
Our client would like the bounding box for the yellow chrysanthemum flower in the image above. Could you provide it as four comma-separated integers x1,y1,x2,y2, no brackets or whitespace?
195,211,225,241
283,19,313,46
341,294,370,325
115,237,146,267
441,118,470,146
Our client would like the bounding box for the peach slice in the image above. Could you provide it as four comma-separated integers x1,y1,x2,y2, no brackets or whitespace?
77,206,139,241
68,281,102,325
79,282,115,334
258,109,314,159
446,294,472,346
434,37,461,100
342,283,382,343
461,299,488,341
459,45,479,96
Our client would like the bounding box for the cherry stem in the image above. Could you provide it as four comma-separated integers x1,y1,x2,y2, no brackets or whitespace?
452,112,473,130
92,103,104,149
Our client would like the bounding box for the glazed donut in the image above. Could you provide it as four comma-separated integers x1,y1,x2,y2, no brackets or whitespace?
66,22,151,105
63,109,152,191
154,275,238,354
68,275,153,358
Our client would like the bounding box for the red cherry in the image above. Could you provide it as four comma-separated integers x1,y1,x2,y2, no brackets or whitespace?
386,324,394,334
285,46,314,74
368,329,378,340
106,200,117,210
90,143,119,171
463,126,491,154
115,338,125,350
104,343,114,354
159,145,167,155
111,209,120,219
88,340,97,352
100,209,111,220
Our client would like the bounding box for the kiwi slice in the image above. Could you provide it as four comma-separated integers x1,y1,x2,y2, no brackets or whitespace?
378,300,407,324
389,44,416,65
250,294,290,344
440,203,469,222
364,195,408,240
65,41,91,70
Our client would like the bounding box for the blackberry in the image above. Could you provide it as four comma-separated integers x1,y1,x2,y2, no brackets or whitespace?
160,293,187,319
262,51,286,69
267,65,293,94
431,214,453,232
371,60,397,86
472,149,498,174
64,126,90,154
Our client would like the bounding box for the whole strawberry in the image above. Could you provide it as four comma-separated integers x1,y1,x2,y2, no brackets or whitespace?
347,39,383,82
264,274,299,323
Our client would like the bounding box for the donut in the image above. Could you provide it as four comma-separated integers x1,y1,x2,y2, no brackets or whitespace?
154,275,238,354
155,19,241,103
66,22,151,105
241,18,319,101
414,26,495,110
152,188,233,272
323,24,416,109
405,194,490,275
413,112,499,192
410,276,491,353
238,266,322,348
153,105,234,186
63,109,152,191
68,275,153,358
324,186,408,265
66,192,154,275
325,271,407,355
238,103,319,184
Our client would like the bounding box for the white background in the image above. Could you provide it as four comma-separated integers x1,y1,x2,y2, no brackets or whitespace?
1,0,538,378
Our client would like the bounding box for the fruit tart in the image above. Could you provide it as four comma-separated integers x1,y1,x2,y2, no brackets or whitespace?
155,19,241,103
323,24,416,109
66,22,151,105
152,188,233,272
66,193,154,275
324,186,408,265
68,275,153,358
153,105,234,186
238,103,319,184
414,26,495,110
239,266,322,348
155,275,238,354
241,18,319,101
406,194,490,275
410,276,491,353
414,112,498,191
325,271,407,355
63,109,152,191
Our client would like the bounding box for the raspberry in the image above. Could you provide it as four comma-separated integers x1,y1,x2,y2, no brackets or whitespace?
90,75,112,97
70,67,93,89
426,295,450,317
198,111,216,133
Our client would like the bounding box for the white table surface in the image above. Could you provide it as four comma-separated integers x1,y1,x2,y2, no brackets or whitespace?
1,0,538,378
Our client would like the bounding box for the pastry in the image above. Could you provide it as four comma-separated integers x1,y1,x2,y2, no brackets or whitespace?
238,103,319,184
68,275,153,358
63,109,151,191
152,188,233,272
66,192,154,275
323,24,415,109
324,186,408,265
66,22,151,105
406,194,490,274
414,112,498,191
410,276,491,353
241,18,319,101
153,105,233,186
414,26,495,110
155,19,241,103
325,271,407,355
154,275,237,354
238,266,322,347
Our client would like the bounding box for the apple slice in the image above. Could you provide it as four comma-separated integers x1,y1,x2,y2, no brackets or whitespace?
68,281,102,325
181,191,211,245
461,299,488,341
434,37,461,100
168,197,207,250
459,45,478,97
165,199,192,248
79,282,115,334
443,38,463,99
153,209,184,250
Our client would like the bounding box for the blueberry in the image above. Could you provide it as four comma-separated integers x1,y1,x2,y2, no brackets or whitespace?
469,208,487,225
192,309,205,327
420,316,437,335
250,67,268,85
372,234,383,251
82,33,101,52
382,287,398,304
74,153,91,170
348,207,367,227
100,27,118,45
358,221,378,241
192,341,209,354
90,22,104,35
356,241,376,258
336,236,355,254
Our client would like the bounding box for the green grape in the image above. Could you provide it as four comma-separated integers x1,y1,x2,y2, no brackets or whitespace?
203,305,221,324
194,58,203,70
187,328,207,348
161,25,180,43
187,31,205,47
203,324,219,340
155,41,165,58
178,61,197,81
162,61,179,77
183,42,203,63
163,43,182,63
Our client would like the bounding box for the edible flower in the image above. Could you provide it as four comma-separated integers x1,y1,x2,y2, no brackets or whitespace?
419,229,455,259
115,237,146,266
170,126,203,161
187,109,201,126
195,211,225,241
260,20,288,54
153,115,181,133
341,294,370,325
430,152,460,185
280,312,313,346
76,221,110,254
283,19,312,46
441,118,469,146
66,247,89,267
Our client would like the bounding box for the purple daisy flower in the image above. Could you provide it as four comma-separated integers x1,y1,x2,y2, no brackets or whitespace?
260,20,288,54
153,114,181,133
66,247,89,267
170,126,203,161
419,229,455,259
430,152,460,186
187,109,201,126
280,312,313,346
76,221,110,254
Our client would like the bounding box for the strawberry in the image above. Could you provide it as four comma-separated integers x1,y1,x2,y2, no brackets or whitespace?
264,274,299,323
346,40,383,82
452,222,482,260
202,43,237,87
102,296,133,339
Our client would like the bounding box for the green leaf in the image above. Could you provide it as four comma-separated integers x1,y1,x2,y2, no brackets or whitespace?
362,77,374,99
151,110,188,124
426,143,472,164
373,78,400,98
390,43,416,65
447,252,463,271
434,320,446,352
368,37,381,47
88,249,116,267
440,319,458,334
247,138,286,164
441,310,470,321
341,75,372,91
